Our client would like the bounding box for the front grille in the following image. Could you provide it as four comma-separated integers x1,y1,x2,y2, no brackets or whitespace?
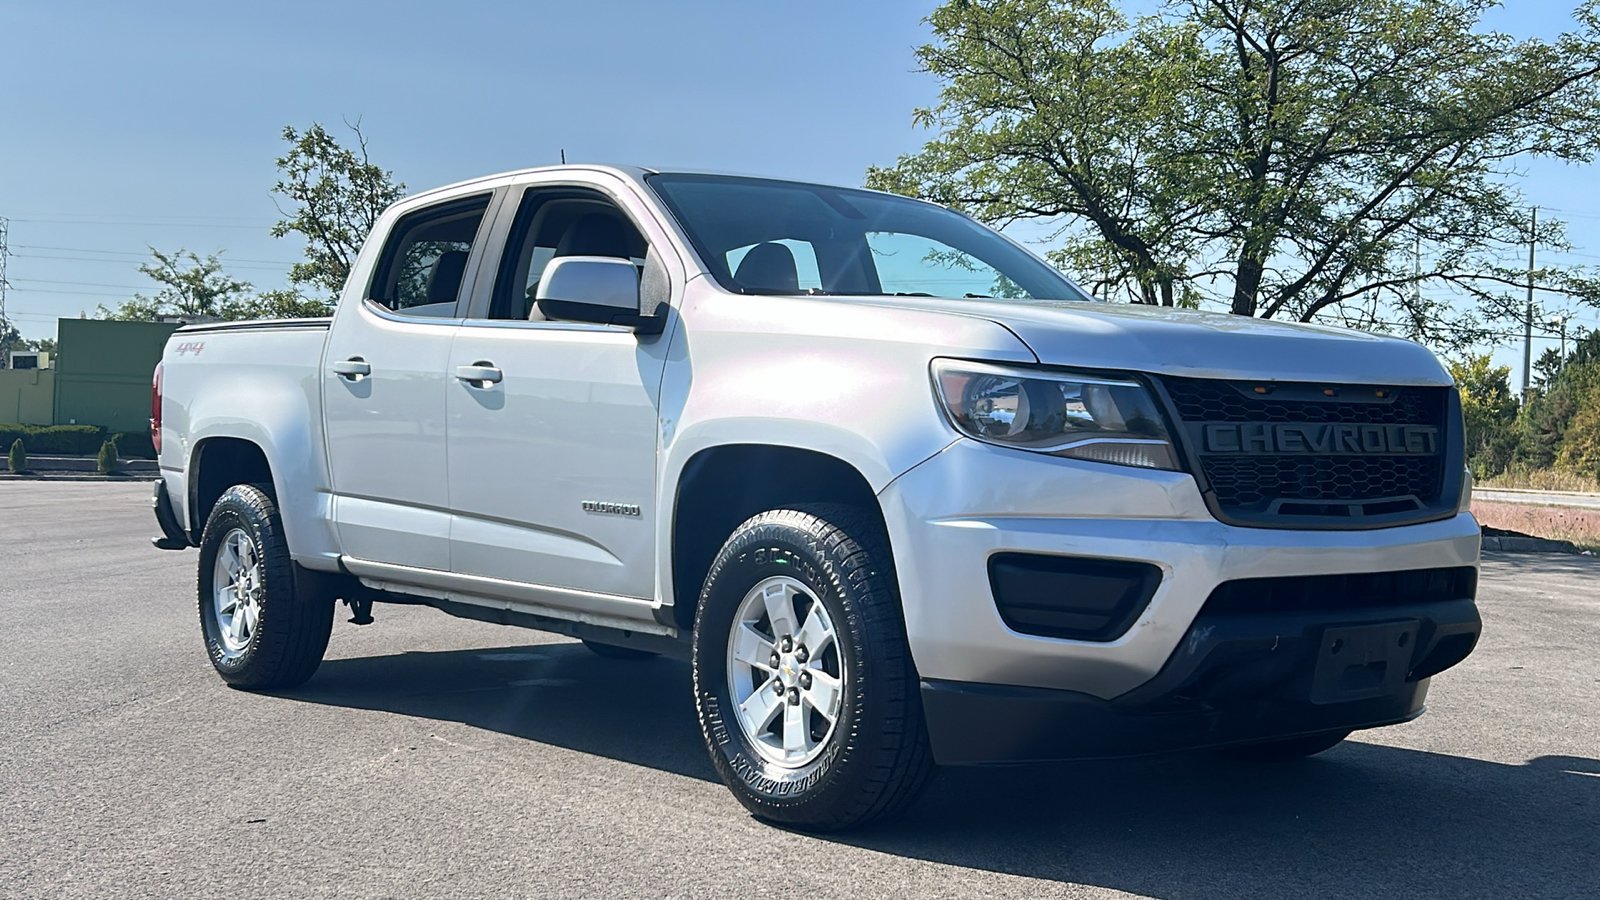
1200,455,1443,509
1201,567,1477,616
1164,377,1446,425
1157,376,1455,526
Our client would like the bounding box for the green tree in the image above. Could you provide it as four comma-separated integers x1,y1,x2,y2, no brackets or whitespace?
1533,346,1566,388
1448,353,1519,477
868,0,1600,348
14,337,57,356
7,438,25,474
98,248,254,321
1515,336,1599,470
97,250,327,322
272,121,406,298
0,316,20,367
246,288,337,320
1554,379,1600,480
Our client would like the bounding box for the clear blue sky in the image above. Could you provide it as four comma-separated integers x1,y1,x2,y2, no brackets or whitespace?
3,0,1597,382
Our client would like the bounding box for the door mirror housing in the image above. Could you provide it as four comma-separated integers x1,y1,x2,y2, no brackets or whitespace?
536,256,659,331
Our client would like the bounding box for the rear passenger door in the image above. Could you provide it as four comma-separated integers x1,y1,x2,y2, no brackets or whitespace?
445,178,673,609
323,193,494,572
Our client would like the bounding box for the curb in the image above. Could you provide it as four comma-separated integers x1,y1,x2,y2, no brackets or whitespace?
1481,535,1582,554
18,456,158,475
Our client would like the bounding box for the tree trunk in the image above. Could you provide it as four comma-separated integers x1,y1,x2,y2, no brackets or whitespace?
1232,256,1264,316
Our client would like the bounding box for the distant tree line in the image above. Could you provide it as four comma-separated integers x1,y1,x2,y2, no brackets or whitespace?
1453,333,1600,484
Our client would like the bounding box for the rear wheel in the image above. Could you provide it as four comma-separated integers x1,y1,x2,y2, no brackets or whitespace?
692,505,934,832
1220,730,1351,762
197,484,333,689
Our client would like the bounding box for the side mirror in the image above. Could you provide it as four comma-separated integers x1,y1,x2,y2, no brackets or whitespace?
536,256,656,330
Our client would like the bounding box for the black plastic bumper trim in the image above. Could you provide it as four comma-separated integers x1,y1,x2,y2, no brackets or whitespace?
921,598,1480,765
150,479,191,550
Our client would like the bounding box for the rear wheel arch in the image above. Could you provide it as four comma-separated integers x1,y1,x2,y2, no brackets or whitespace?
669,444,891,632
188,437,276,538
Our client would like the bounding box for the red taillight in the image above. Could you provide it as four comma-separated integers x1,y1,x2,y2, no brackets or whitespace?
151,362,163,454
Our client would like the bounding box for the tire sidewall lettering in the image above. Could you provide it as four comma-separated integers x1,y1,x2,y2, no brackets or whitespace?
698,527,859,804
199,492,267,672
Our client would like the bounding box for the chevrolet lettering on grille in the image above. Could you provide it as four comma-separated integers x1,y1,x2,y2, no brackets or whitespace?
1202,423,1438,455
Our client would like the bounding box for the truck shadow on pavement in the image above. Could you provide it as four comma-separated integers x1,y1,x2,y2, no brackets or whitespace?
290,642,1599,899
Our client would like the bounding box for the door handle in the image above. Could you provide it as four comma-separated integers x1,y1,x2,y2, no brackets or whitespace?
331,358,371,380
456,363,503,386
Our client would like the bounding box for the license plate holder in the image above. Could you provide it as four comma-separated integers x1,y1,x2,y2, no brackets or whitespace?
1310,620,1418,705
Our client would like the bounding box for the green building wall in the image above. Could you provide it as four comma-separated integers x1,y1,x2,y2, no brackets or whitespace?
52,319,180,434
0,369,56,425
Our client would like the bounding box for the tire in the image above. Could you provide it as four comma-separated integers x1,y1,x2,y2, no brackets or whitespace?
581,639,657,660
692,505,935,832
1220,729,1351,762
197,484,333,689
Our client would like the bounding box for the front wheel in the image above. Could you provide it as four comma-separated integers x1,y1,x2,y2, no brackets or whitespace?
692,505,934,832
197,484,333,689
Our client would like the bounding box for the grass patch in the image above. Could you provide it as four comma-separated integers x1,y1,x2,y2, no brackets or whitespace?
1472,499,1600,552
1478,468,1599,493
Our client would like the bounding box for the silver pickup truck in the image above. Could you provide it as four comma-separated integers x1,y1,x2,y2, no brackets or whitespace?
151,165,1482,830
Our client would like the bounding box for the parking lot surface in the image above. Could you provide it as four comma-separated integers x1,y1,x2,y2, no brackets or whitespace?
2,482,1597,899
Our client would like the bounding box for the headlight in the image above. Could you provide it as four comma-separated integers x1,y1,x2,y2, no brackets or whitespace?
931,360,1179,470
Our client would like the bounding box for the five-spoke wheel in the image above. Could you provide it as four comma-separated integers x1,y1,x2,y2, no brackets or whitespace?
692,505,934,831
210,527,263,659
726,575,846,768
197,484,333,689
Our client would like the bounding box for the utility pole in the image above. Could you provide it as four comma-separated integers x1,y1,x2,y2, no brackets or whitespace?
0,216,11,370
1414,234,1421,302
1523,207,1536,395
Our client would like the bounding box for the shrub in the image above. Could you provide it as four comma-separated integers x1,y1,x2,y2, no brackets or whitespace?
110,430,157,460
7,438,25,474
97,439,120,475
0,424,107,455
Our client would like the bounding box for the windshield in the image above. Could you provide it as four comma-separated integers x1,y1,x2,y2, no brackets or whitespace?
646,173,1093,302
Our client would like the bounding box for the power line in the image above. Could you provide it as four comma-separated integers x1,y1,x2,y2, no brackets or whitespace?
13,244,299,265
13,278,152,290
10,218,272,230
6,212,272,223
13,253,295,272
6,287,135,298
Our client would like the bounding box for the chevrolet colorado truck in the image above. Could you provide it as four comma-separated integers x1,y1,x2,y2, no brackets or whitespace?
151,165,1482,831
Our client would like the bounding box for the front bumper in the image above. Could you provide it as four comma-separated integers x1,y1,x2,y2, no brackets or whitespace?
878,439,1483,761
921,597,1479,764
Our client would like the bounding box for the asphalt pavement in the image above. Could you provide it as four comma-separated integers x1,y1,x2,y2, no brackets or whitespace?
2,482,1596,899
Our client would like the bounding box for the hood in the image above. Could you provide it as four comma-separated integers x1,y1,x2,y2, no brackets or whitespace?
839,297,1453,386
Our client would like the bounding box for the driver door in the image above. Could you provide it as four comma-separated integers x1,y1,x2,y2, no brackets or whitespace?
445,181,672,606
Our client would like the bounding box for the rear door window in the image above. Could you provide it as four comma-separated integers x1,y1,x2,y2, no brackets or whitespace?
369,194,492,316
